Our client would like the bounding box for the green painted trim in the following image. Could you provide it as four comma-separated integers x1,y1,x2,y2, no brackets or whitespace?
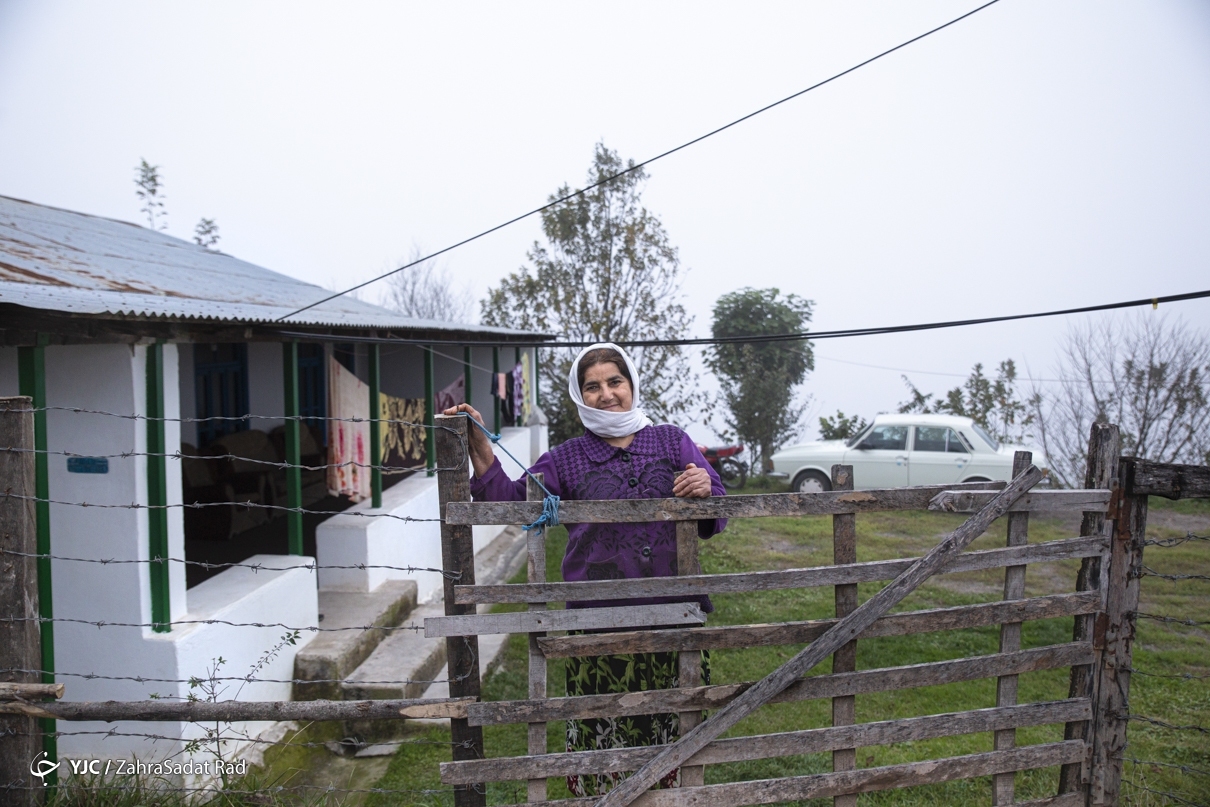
18,337,57,777
145,342,171,633
492,347,500,433
463,346,472,414
533,347,540,410
282,342,303,555
369,344,382,508
424,347,435,475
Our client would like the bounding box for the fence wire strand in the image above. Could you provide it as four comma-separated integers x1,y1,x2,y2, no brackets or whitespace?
0,615,429,633
1137,565,1210,582
1145,532,1209,548
1132,611,1210,627
0,667,455,687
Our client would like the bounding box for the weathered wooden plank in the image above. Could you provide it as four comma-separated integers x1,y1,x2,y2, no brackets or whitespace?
830,464,858,807
1127,458,1210,499
1060,422,1119,795
425,603,704,638
0,683,62,701
929,489,1110,514
537,592,1100,659
994,451,1032,806
443,699,1090,784
675,519,704,788
0,697,473,722
435,414,486,807
446,481,1006,525
526,474,547,803
518,742,1088,807
458,536,1106,605
595,467,1044,807
468,643,1092,727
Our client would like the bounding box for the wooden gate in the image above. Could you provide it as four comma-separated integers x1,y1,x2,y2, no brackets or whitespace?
428,418,1167,807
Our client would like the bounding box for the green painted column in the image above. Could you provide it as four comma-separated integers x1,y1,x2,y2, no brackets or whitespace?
282,342,303,555
463,346,472,414
145,342,171,633
534,347,540,410
424,347,435,475
18,334,56,777
492,347,500,433
369,343,382,508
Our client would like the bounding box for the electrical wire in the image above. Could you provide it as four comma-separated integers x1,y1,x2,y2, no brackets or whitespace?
277,0,1005,321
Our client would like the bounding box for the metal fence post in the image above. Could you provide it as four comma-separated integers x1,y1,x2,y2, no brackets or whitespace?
145,341,171,632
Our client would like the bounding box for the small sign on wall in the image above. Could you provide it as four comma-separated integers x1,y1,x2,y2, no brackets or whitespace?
67,457,109,474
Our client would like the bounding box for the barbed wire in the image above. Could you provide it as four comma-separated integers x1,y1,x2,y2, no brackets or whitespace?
1121,779,1205,807
0,667,455,687
1,780,466,797
1123,667,1210,681
43,727,474,751
0,615,428,633
1124,714,1210,735
1133,611,1210,628
1137,565,1210,582
0,549,462,580
1145,532,1209,548
8,405,461,429
1123,757,1210,779
2,445,449,475
0,491,443,522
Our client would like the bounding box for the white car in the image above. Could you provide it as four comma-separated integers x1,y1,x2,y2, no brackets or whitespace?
769,413,1047,493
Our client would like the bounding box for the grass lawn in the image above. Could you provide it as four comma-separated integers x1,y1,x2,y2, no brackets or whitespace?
366,488,1210,807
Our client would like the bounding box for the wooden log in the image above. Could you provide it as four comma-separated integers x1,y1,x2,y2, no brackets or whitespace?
446,481,1007,525
1059,422,1119,795
458,536,1106,606
928,489,1109,514
425,603,704,638
536,592,1099,658
994,451,1032,806
1126,458,1210,499
0,396,40,807
830,464,857,807
675,520,704,788
518,742,1088,807
595,466,1044,807
526,474,547,803
443,699,1090,784
1088,459,1147,806
434,414,486,807
0,683,62,701
468,643,1092,727
0,697,473,722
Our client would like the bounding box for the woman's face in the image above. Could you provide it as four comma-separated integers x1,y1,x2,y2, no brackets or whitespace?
580,361,633,412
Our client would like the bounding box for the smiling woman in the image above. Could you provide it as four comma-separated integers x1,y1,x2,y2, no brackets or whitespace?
444,342,727,795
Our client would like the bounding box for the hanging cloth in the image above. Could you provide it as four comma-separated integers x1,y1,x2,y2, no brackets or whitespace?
327,356,371,502
434,376,465,414
511,363,524,426
520,352,533,425
379,393,426,469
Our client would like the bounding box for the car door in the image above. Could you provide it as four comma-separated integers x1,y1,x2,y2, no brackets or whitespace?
908,426,971,485
843,424,909,488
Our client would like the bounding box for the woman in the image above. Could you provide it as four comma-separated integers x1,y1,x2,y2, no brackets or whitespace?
445,342,726,795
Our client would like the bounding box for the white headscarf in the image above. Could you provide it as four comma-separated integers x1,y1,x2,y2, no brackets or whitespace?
567,342,654,438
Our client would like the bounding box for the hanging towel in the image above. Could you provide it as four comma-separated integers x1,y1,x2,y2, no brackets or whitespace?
434,376,465,414
520,352,532,425
380,393,426,470
327,356,371,502
511,363,524,426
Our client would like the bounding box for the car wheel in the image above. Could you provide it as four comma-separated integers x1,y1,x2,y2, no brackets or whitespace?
964,476,991,483
792,470,831,494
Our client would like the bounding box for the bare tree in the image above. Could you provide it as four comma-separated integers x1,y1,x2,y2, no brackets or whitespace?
384,246,474,323
1029,313,1210,487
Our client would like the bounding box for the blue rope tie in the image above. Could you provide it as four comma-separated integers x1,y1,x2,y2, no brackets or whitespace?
460,414,559,532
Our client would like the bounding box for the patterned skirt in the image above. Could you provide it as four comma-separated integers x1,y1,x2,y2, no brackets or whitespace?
564,649,711,797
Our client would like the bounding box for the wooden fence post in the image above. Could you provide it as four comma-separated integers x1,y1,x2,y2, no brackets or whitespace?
0,397,41,805
992,451,1031,805
1059,423,1120,795
525,475,548,803
676,519,704,788
1088,458,1147,806
434,414,486,807
830,464,857,807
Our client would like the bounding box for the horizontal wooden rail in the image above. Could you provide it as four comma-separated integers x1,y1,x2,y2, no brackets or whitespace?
456,535,1107,605
0,696,472,722
468,642,1092,727
445,486,1109,526
1127,459,1210,499
424,603,703,638
442,699,1090,784
0,682,62,700
536,590,1100,658
928,489,1110,513
516,741,1087,807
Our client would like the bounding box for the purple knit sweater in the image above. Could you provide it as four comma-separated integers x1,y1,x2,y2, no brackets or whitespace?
470,424,726,611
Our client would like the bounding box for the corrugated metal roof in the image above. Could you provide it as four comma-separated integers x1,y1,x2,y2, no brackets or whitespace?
0,194,538,336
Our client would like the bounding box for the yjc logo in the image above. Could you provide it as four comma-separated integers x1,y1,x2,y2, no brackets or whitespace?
29,751,59,786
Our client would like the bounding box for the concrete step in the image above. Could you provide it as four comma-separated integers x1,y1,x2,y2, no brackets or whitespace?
292,579,418,701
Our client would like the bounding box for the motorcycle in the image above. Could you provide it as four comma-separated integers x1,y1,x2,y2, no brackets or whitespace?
696,443,748,490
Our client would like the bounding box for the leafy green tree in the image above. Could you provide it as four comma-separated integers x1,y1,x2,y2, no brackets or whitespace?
819,410,868,441
193,217,220,249
707,288,814,472
481,142,699,443
898,359,1033,444
134,158,167,230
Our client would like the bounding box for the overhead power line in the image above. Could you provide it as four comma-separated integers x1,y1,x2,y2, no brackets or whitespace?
278,289,1210,349
278,0,1004,322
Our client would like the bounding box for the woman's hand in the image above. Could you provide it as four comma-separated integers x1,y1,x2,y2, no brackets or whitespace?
442,403,495,478
673,463,712,498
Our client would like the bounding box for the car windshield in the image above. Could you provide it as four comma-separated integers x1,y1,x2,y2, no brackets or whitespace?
845,424,873,448
970,422,1000,451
